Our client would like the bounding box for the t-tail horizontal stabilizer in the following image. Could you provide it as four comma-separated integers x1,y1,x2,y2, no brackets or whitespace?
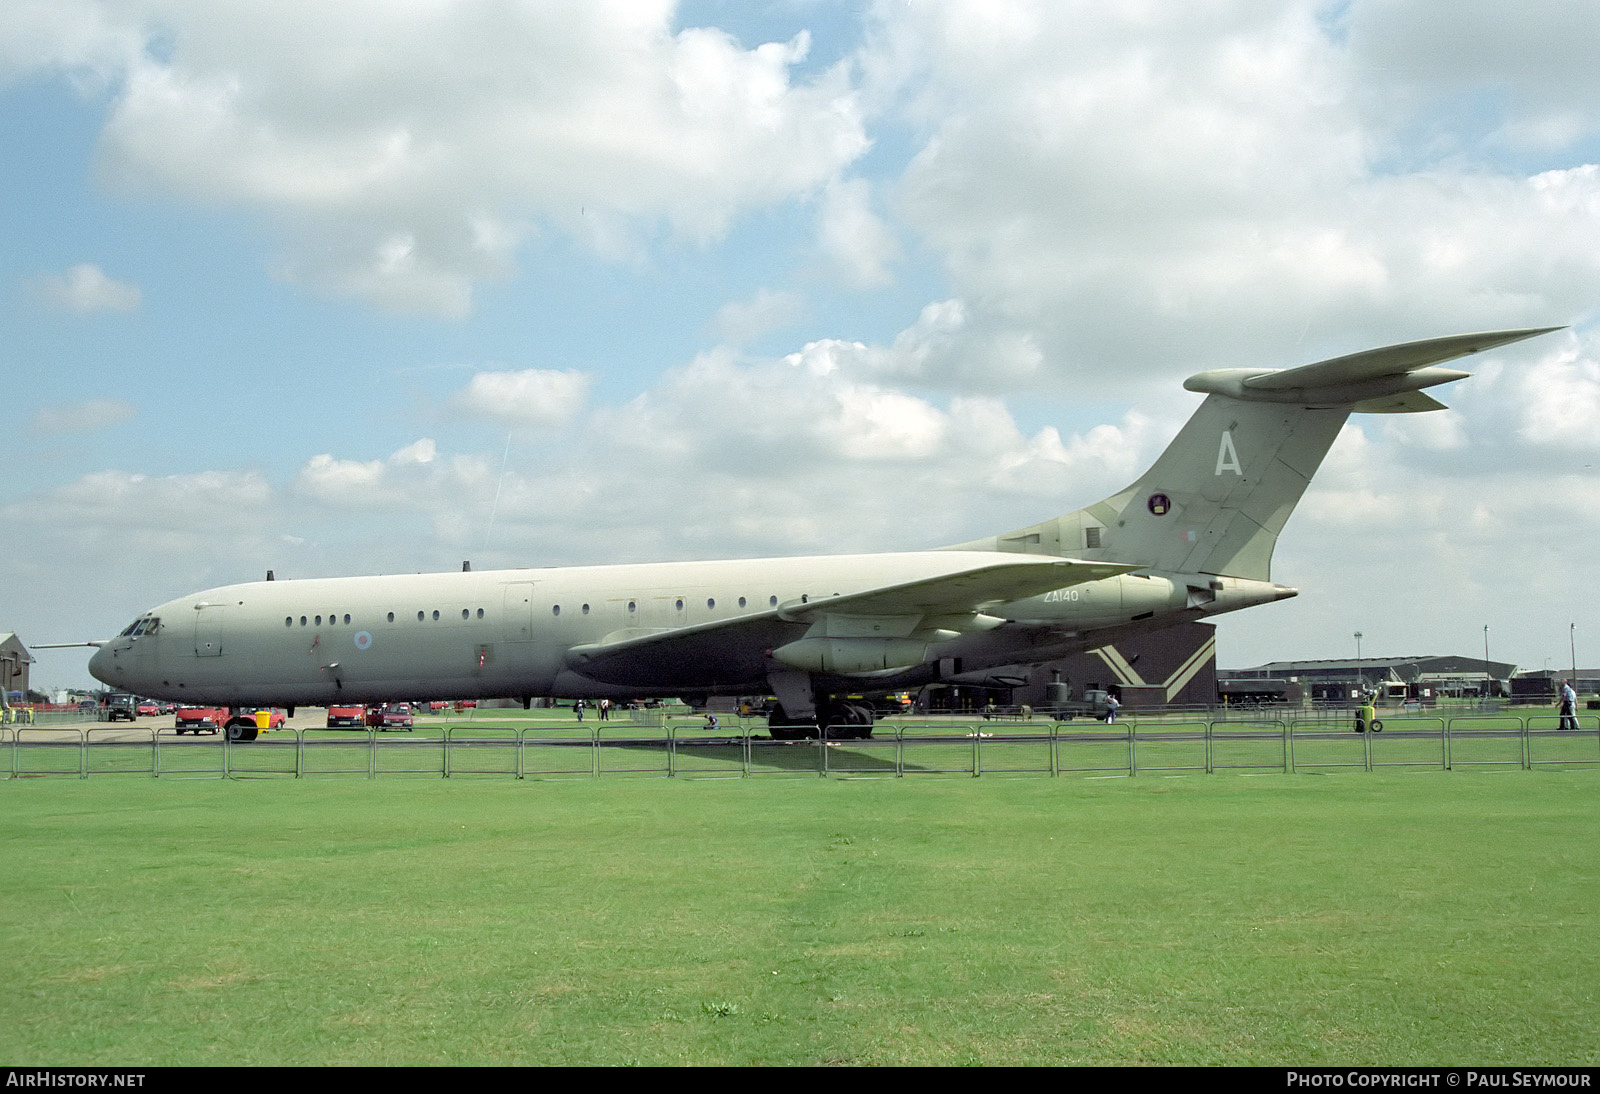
1183,327,1563,411
956,325,1563,583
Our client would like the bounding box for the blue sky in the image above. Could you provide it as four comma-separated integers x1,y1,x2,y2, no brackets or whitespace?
5,1,1598,691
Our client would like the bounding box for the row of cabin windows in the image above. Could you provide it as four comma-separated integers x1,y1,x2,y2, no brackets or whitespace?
284,608,488,627
284,595,794,628
550,595,782,617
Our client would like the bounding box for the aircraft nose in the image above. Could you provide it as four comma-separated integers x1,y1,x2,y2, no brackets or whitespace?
87,644,114,687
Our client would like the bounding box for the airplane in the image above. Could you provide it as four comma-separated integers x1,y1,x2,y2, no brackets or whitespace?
82,326,1560,741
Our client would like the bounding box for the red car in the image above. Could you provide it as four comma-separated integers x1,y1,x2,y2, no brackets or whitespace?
365,704,414,731
174,706,224,734
326,704,366,728
136,700,161,717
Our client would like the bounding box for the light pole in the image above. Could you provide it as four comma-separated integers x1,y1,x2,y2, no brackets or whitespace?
1572,623,1578,685
1483,625,1491,703
1354,631,1364,698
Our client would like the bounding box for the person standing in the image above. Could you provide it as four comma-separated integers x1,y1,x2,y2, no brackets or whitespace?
1558,679,1579,731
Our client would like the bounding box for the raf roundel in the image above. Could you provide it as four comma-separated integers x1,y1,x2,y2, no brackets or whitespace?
1147,493,1171,516
353,630,374,651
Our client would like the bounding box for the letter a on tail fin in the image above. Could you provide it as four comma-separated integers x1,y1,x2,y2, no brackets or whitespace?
956,327,1562,582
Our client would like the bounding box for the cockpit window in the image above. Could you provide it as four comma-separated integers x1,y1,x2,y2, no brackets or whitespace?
119,615,162,637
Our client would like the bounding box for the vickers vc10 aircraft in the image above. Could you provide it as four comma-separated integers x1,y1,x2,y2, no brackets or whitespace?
84,327,1558,740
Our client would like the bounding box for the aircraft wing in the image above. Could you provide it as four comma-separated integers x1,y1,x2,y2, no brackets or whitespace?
564,556,1134,687
771,557,1133,620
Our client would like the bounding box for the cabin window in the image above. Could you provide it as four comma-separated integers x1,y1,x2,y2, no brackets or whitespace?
477,608,485,619
285,617,292,627
343,614,351,625
581,604,590,615
315,616,323,625
387,612,395,623
769,596,777,607
738,597,746,608
628,601,637,613
552,605,561,616
707,598,715,609
300,616,308,626
675,598,684,611
462,609,470,620
417,611,425,622
432,610,440,621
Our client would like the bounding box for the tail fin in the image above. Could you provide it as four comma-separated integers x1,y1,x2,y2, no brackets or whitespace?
958,327,1561,581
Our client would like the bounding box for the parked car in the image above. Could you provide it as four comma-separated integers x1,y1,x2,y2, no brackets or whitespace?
365,703,414,731
105,694,137,721
174,706,225,735
136,700,161,717
326,704,366,728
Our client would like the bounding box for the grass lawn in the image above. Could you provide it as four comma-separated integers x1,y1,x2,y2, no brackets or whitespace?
2,769,1596,1065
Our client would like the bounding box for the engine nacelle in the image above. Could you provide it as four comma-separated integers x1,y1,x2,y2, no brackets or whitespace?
771,637,929,675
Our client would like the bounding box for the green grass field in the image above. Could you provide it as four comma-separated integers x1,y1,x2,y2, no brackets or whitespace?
3,769,1596,1065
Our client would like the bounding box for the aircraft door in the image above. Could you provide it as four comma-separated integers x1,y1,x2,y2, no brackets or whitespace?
194,604,227,657
502,582,537,642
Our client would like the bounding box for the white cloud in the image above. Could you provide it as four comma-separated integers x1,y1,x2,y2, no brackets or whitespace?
450,370,591,426
710,288,805,346
784,298,1044,389
860,0,1600,392
816,176,898,287
34,263,141,313
1512,334,1600,452
27,2,871,315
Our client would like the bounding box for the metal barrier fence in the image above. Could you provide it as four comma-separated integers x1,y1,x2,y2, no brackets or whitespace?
5,712,1596,780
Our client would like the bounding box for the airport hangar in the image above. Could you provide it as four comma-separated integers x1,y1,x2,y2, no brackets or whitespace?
1,633,33,699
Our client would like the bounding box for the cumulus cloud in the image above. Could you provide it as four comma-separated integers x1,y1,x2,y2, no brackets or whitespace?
33,263,141,313
450,370,591,426
784,298,1044,389
294,438,490,511
862,0,1599,390
17,2,870,315
1511,332,1600,451
816,176,899,287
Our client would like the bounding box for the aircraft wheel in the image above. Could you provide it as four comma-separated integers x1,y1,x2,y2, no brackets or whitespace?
820,700,875,740
767,704,816,740
225,719,259,743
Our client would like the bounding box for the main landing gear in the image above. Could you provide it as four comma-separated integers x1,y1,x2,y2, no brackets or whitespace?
767,698,875,741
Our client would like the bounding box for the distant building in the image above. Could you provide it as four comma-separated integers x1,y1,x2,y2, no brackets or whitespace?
1,633,34,699
1511,668,1600,702
1219,655,1519,702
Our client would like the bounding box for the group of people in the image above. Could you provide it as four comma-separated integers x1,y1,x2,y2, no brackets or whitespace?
571,698,611,721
